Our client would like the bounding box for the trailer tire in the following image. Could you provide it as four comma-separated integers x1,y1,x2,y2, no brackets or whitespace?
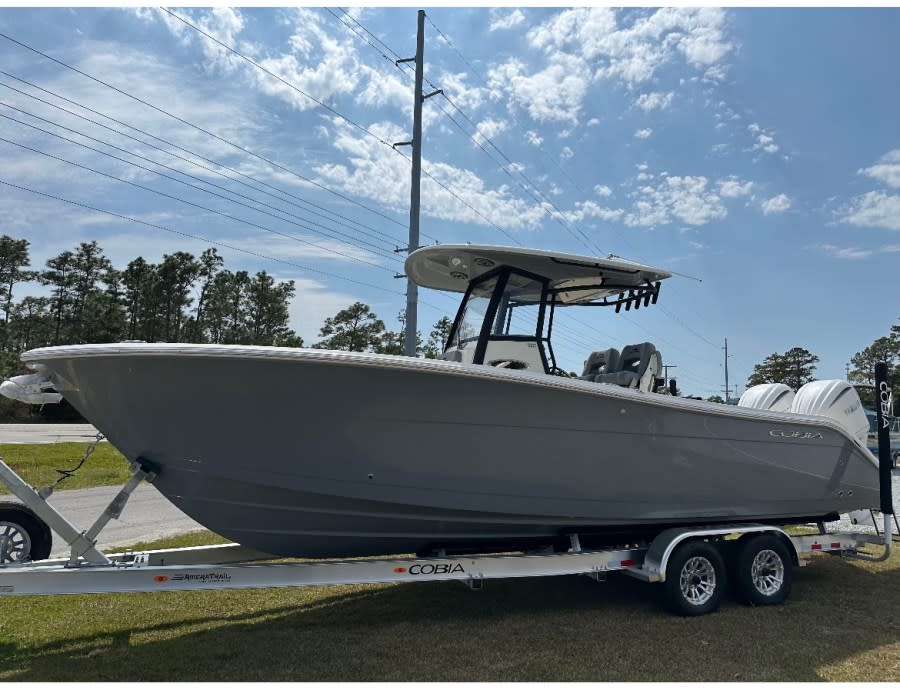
664,541,726,616
0,503,52,563
734,534,793,607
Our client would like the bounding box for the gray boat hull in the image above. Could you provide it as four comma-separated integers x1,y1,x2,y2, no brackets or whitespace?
22,344,881,557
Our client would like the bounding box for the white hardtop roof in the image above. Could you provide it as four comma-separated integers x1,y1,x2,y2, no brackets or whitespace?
405,244,673,300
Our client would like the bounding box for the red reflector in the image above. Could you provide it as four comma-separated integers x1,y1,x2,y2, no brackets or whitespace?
154,576,169,583
811,543,822,550
831,542,841,549
620,559,635,567
393,567,407,573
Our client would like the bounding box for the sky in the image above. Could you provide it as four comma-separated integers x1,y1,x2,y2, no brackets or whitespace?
0,5,898,398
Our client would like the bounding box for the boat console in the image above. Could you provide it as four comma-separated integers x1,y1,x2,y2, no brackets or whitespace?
407,244,672,387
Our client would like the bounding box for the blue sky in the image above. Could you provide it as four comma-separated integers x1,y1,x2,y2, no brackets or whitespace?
1,6,898,397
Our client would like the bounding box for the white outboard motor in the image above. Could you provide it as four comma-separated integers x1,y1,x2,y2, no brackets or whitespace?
738,383,795,412
790,379,869,447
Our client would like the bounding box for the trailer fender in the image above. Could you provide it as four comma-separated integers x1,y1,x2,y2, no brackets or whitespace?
641,524,798,583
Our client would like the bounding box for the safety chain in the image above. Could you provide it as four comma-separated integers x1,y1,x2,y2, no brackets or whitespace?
38,431,106,498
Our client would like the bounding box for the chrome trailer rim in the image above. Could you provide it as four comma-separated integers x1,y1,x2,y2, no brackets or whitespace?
679,556,717,606
0,520,32,563
750,549,785,596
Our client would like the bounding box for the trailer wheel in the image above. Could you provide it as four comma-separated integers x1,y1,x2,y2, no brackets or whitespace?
734,534,793,607
0,503,52,563
665,541,726,616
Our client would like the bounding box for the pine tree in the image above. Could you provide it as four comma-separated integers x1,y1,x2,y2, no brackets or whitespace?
314,302,385,352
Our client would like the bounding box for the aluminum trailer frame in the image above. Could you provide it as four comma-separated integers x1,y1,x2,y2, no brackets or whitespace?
0,525,883,598
0,453,886,604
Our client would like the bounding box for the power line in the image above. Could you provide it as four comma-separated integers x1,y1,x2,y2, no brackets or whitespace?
0,71,406,248
322,8,524,246
0,32,409,231
0,135,402,276
0,105,401,261
423,12,593,200
0,178,405,297
160,8,394,149
0,74,405,251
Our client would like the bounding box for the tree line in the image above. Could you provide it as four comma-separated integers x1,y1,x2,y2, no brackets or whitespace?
0,236,301,352
744,325,899,412
0,236,452,421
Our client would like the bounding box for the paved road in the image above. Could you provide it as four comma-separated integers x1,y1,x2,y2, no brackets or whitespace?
0,423,101,444
2,484,206,558
0,424,207,557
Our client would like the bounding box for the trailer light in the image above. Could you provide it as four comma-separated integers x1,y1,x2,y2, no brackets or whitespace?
620,559,635,567
811,543,822,550
393,567,407,573
831,542,841,549
154,576,169,583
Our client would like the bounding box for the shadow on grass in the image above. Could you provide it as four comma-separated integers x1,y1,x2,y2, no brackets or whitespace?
1,555,898,682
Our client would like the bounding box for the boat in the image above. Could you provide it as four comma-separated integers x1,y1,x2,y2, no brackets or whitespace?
0,244,882,558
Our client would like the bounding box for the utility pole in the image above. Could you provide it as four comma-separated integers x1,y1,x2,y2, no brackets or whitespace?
394,10,441,357
722,337,731,403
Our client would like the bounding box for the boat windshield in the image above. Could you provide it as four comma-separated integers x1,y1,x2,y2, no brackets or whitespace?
444,267,556,374
448,274,500,348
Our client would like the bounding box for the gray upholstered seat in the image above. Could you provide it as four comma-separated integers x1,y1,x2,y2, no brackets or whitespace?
595,342,661,391
580,348,620,381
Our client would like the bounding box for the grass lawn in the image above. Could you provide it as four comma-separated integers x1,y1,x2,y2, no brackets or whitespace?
1,531,898,682
0,442,131,495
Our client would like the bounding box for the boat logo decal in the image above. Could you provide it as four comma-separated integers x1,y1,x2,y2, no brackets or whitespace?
170,572,233,584
879,380,893,430
394,563,466,576
768,429,824,440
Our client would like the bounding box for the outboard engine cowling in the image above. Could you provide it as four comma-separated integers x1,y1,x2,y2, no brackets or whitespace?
790,379,869,447
738,383,795,412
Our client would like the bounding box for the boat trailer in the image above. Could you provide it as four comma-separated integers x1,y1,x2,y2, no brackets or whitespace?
0,365,895,617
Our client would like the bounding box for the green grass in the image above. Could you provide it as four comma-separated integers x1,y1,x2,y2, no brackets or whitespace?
1,531,898,682
0,442,131,495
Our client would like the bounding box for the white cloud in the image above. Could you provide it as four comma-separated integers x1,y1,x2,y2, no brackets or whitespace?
586,117,601,127
717,177,753,198
839,191,900,231
489,9,526,32
594,184,613,197
761,194,791,215
634,128,653,139
560,146,574,160
819,244,873,260
566,201,624,223
317,119,548,231
525,130,544,147
858,149,900,188
633,91,674,112
488,8,732,124
487,55,590,124
748,124,781,155
624,174,727,228
473,118,508,147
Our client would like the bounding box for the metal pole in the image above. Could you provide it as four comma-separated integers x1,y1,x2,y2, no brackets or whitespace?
723,337,730,403
403,9,426,358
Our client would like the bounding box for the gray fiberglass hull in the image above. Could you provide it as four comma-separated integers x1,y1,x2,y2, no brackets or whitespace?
22,344,880,557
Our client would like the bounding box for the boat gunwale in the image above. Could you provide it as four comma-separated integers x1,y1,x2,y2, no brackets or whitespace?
22,342,881,465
